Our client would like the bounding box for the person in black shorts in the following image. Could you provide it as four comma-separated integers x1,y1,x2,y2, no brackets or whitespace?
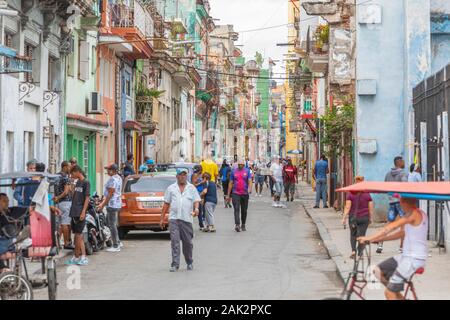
65,165,90,266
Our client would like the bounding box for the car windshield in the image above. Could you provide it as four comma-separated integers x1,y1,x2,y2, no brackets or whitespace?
125,177,175,193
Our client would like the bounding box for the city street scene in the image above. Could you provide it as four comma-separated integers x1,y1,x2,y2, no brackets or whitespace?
1,0,450,303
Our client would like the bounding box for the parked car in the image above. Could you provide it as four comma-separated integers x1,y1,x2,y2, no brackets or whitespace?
119,173,176,238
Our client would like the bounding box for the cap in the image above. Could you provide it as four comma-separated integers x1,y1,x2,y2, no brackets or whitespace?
146,159,155,165
176,168,189,175
105,163,119,171
237,158,245,165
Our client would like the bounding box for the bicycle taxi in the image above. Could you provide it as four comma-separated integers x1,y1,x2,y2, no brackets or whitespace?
332,181,450,300
0,171,60,300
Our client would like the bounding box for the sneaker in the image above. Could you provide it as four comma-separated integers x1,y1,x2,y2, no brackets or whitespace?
170,266,179,272
376,244,383,254
203,227,210,232
272,202,278,207
209,226,216,233
64,257,80,265
119,242,124,248
187,264,194,271
291,197,294,202
398,248,403,254
76,257,89,266
241,225,246,232
106,246,121,253
235,225,241,232
324,206,329,209
279,204,287,209
313,206,320,209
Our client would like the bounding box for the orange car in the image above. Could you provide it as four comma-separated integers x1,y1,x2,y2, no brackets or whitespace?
119,173,176,238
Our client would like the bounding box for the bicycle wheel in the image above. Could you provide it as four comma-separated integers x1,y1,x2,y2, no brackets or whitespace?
47,266,57,300
0,272,33,300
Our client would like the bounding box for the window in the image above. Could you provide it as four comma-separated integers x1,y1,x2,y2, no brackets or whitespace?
48,56,59,91
4,33,12,48
23,131,35,166
6,132,14,172
125,78,131,96
91,46,96,75
78,40,90,81
67,36,75,77
25,43,34,83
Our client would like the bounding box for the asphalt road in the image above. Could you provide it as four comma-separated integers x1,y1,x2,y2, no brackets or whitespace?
35,189,342,300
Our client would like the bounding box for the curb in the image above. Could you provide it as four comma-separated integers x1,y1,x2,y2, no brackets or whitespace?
31,249,72,276
300,202,350,283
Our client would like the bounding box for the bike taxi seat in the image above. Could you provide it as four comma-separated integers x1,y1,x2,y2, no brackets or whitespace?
415,267,425,275
27,247,51,258
0,252,16,260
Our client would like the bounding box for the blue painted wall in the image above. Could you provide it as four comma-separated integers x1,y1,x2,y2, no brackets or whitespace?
356,0,406,182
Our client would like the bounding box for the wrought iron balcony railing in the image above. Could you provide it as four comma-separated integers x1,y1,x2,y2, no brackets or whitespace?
0,45,32,74
108,0,154,39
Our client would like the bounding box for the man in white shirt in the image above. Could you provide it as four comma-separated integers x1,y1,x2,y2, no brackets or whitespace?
160,168,201,272
270,156,285,208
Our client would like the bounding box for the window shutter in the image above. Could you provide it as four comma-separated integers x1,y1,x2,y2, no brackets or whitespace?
79,41,89,81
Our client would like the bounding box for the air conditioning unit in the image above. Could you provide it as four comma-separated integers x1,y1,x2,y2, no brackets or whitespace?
87,91,102,114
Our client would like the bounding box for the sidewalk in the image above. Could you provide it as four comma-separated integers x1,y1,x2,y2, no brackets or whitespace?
297,181,450,300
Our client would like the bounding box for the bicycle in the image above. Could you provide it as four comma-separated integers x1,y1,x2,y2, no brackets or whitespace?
0,209,58,300
325,242,424,300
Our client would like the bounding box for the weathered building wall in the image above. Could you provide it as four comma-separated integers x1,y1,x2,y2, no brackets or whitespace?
356,0,407,216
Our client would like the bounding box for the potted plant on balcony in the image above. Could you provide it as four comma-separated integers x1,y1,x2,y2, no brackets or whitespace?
314,24,329,53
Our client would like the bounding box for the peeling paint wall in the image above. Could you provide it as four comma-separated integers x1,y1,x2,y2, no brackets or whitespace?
404,0,431,169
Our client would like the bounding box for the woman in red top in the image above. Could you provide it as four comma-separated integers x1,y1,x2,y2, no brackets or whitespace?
342,176,374,259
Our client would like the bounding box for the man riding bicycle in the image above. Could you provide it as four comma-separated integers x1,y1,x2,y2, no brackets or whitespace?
358,196,427,300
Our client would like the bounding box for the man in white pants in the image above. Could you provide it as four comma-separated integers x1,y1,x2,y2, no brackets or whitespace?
270,156,285,208
160,168,201,272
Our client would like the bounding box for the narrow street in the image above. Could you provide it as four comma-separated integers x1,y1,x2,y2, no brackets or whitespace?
35,190,342,300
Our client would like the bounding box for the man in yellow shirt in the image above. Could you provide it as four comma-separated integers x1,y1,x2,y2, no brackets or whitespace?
201,156,219,183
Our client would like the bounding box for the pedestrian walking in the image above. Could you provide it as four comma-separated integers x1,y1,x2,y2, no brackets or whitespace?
97,164,123,252
254,161,265,197
270,156,285,208
227,158,253,232
341,176,374,259
201,154,219,182
313,155,329,209
283,157,298,202
191,165,206,230
65,165,90,266
408,164,422,182
201,173,217,232
123,154,136,178
377,156,409,254
53,161,74,250
160,168,201,272
219,159,232,208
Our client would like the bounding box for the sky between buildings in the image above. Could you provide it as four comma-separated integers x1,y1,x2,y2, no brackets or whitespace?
209,0,290,82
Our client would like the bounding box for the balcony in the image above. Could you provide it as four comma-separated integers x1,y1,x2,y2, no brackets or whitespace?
301,0,338,16
0,45,32,74
103,0,154,59
135,95,158,133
